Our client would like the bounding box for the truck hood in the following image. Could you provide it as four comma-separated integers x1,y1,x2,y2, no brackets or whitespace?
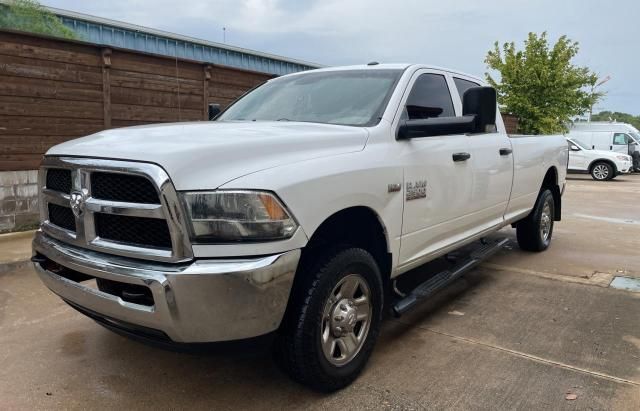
47,121,368,190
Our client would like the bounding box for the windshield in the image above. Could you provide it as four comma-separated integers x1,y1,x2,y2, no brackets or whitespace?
218,69,403,127
629,131,640,143
568,139,590,150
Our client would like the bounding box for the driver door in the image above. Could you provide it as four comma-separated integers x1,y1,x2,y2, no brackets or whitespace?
396,70,474,269
568,143,587,170
612,133,632,155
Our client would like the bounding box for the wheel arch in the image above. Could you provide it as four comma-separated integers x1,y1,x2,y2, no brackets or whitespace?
540,166,562,221
588,159,617,175
297,206,392,292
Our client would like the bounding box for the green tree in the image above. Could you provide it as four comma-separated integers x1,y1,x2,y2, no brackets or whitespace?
591,111,640,130
485,32,601,134
0,0,76,39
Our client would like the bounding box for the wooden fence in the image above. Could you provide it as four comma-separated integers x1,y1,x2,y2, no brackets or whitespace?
0,29,272,171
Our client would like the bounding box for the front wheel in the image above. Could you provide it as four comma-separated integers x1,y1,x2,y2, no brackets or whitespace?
591,162,613,181
516,189,555,252
274,247,383,392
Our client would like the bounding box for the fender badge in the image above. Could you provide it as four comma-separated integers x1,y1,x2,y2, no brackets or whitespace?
406,180,427,200
388,183,402,193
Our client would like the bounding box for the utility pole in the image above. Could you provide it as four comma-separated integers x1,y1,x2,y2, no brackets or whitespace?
588,75,611,122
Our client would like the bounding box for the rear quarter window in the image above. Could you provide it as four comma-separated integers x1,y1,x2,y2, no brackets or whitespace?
453,77,480,101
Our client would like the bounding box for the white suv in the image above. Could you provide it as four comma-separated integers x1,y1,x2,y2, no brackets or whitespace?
567,138,632,180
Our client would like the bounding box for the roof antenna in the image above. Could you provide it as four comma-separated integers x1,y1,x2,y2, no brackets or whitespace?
223,27,226,43
174,41,182,122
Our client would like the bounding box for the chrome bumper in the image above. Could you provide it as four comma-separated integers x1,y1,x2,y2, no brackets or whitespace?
33,231,300,343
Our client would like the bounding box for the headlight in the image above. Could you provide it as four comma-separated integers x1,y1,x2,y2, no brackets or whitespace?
616,155,631,161
181,191,298,243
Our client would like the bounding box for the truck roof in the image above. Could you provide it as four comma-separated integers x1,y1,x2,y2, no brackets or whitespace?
280,63,485,84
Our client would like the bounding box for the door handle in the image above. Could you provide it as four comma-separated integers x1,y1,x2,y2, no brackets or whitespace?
499,148,513,155
610,145,613,150
452,152,471,162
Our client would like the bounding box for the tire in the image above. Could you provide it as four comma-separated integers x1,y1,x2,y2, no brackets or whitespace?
274,247,383,392
632,152,640,172
590,161,613,181
516,189,555,252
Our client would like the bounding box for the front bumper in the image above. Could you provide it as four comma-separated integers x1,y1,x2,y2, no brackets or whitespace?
33,231,300,343
619,160,632,174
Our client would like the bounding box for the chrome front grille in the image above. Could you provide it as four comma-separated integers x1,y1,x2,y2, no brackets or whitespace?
39,157,193,263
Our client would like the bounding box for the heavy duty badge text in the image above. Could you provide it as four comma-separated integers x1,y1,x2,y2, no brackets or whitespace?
406,180,427,200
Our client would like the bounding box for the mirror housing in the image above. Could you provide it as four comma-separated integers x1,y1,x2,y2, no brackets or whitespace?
462,87,497,133
396,86,498,139
397,115,476,140
208,103,221,120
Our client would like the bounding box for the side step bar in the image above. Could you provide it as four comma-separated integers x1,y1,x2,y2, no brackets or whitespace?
392,238,509,317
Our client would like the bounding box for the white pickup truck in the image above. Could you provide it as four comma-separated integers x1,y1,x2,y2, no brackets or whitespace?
33,64,568,391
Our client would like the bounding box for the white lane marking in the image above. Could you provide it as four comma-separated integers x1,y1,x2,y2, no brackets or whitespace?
573,213,639,225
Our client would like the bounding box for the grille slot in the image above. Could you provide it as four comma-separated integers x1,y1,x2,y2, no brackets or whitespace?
95,213,172,249
91,172,160,204
48,203,76,231
46,169,72,193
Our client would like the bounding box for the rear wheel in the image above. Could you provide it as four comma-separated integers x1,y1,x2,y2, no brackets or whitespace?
274,247,383,392
516,189,555,252
591,162,613,181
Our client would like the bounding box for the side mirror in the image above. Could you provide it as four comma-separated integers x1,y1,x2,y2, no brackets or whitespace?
396,86,498,139
462,87,497,133
208,103,221,120
397,116,476,139
570,145,580,151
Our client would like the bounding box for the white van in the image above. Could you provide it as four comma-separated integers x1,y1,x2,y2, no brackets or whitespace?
567,138,632,180
567,122,640,171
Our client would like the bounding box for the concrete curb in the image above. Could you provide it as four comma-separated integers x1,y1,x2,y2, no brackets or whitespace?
0,229,36,273
0,229,37,241
0,259,31,275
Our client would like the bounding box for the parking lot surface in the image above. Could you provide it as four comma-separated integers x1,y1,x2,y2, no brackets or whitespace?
1,174,639,410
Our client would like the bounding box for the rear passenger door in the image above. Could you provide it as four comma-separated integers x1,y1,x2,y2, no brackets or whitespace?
453,76,513,230
397,70,474,269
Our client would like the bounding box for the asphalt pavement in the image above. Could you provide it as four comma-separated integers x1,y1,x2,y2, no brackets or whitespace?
0,173,638,410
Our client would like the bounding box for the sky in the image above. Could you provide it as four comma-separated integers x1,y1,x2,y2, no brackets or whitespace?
43,0,640,114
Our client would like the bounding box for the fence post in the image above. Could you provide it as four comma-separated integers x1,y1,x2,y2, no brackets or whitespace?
203,65,212,120
101,48,112,129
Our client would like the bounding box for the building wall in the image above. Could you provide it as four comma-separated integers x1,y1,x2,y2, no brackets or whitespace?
0,170,39,233
0,29,275,231
502,113,519,134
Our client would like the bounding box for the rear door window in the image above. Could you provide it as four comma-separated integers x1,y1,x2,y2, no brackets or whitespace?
404,73,455,120
453,77,480,101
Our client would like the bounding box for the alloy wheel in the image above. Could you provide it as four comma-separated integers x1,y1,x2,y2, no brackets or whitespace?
593,164,609,180
320,274,372,366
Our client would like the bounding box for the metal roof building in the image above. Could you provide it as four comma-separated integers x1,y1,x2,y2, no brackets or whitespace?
48,6,322,76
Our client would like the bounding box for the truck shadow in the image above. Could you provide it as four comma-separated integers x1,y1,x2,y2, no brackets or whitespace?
83,253,494,407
